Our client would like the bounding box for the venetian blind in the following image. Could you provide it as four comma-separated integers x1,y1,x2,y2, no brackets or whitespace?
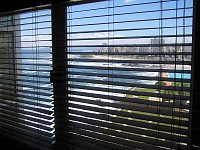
0,6,54,150
66,0,193,149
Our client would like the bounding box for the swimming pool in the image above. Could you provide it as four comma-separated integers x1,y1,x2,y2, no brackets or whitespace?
169,73,191,79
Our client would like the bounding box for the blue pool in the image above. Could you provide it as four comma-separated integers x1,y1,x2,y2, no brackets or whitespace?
169,73,191,79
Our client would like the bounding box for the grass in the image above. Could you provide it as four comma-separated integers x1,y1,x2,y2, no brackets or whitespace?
138,95,149,100
117,82,190,140
117,108,188,129
135,88,157,100
134,88,156,93
126,93,134,98
124,86,189,122
126,87,157,100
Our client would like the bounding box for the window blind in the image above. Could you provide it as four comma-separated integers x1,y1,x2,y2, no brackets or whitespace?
0,0,195,150
66,0,193,149
0,6,54,150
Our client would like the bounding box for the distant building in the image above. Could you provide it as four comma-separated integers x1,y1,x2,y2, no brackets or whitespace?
0,15,21,120
139,47,148,53
151,38,165,53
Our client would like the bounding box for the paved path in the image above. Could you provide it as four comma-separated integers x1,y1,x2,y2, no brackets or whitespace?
162,72,172,86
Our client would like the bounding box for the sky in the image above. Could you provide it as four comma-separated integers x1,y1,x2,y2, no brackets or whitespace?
20,0,193,48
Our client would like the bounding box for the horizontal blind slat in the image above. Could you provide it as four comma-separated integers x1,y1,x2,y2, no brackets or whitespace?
69,64,192,73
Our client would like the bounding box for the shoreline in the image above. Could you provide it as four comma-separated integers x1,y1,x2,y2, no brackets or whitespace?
90,54,191,69
93,55,175,87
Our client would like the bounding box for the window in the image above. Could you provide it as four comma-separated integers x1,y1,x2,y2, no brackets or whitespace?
0,6,54,150
0,31,15,98
0,0,198,150
66,0,193,149
0,16,13,26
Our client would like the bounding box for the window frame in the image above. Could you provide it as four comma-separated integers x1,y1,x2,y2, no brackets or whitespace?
0,0,199,149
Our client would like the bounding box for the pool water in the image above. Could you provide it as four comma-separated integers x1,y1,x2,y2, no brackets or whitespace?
169,73,191,79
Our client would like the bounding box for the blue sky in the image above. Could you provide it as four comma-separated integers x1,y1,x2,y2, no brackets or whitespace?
69,0,193,31
20,0,193,47
67,0,193,46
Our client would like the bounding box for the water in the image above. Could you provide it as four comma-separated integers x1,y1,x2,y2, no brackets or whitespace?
21,49,191,101
20,49,192,120
21,49,53,100
169,73,191,79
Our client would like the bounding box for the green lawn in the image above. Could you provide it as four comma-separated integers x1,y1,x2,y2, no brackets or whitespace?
122,85,189,135
126,87,157,100
124,87,188,122
134,87,156,93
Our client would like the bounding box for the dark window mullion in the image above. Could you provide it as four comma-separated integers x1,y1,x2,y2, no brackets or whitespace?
51,3,69,150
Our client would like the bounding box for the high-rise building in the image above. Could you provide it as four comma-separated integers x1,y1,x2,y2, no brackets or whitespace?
0,15,21,118
151,38,165,52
